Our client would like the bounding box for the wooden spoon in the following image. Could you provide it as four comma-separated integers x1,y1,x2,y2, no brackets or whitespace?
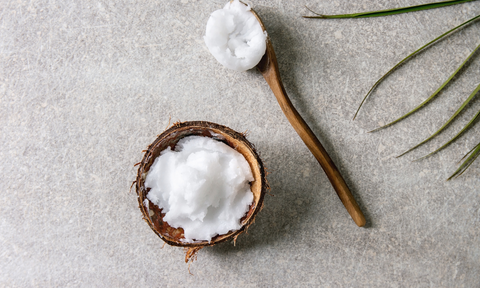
250,9,366,227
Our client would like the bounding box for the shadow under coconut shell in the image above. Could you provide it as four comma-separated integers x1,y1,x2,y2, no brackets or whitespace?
247,6,373,228
207,141,319,255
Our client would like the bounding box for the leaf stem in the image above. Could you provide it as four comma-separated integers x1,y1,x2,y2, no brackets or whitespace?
304,0,478,19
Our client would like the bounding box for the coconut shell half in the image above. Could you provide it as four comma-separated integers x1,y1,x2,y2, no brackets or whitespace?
135,121,268,261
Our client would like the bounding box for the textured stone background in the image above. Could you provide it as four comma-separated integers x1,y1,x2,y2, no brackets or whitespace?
1,0,480,287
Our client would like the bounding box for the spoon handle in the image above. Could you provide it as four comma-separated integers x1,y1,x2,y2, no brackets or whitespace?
258,45,366,227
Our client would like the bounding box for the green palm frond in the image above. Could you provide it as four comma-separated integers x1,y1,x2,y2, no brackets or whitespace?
448,141,480,180
416,108,480,160
369,42,480,133
397,82,480,157
306,0,480,179
355,14,480,120
304,0,478,19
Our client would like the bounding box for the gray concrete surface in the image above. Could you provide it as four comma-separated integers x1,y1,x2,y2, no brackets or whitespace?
1,0,480,287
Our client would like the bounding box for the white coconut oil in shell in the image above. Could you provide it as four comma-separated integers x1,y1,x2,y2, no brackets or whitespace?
144,136,254,243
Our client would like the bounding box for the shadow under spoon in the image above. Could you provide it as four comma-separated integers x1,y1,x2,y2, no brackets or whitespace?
250,8,366,227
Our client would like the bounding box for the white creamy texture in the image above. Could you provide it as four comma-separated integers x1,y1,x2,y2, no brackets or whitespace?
204,0,267,71
145,136,254,242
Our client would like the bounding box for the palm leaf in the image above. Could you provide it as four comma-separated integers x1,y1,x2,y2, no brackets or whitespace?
303,0,478,19
397,82,480,157
353,14,480,120
416,108,480,160
306,0,480,178
370,42,480,133
448,141,480,180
